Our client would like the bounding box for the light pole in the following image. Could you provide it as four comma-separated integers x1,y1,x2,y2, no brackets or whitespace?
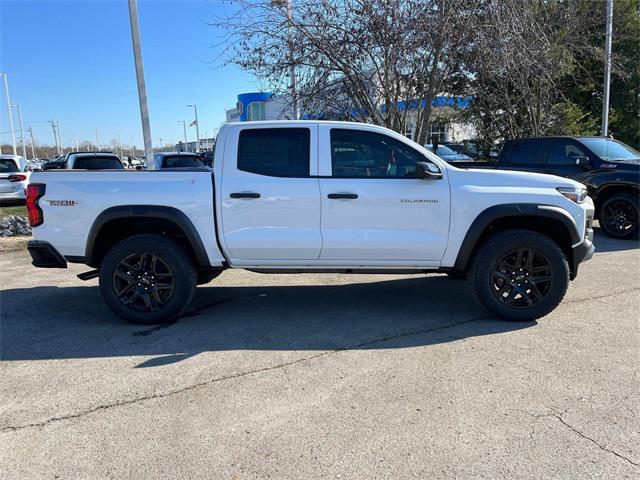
178,120,187,151
128,0,154,168
95,129,100,150
159,137,163,151
187,104,200,153
27,126,36,159
11,104,27,158
601,0,614,137
50,121,60,155
1,73,17,155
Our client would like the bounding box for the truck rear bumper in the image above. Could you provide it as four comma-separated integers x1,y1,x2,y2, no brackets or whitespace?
27,241,68,268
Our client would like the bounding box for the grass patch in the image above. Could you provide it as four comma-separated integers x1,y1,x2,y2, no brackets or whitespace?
0,204,27,219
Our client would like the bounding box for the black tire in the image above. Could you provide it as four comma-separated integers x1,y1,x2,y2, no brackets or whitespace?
445,271,467,280
598,193,639,239
197,269,223,285
99,234,197,325
470,229,569,321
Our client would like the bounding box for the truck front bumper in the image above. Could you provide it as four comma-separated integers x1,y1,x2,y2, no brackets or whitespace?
570,208,595,279
27,241,68,268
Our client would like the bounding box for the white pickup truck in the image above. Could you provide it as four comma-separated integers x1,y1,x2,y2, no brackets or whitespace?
26,121,594,324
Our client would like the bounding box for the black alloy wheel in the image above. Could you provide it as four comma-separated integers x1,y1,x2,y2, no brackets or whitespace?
113,252,175,313
491,247,552,309
600,194,639,239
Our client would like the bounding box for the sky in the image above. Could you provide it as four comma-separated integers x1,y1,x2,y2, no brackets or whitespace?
0,0,261,150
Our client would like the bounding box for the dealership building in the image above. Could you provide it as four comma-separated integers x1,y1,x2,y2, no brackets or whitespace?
224,91,476,144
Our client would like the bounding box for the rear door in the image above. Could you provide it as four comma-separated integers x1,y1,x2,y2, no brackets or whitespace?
499,139,551,173
317,126,450,263
219,124,322,261
0,158,20,196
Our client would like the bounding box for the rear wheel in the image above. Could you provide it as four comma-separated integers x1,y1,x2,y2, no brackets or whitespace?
599,193,639,239
99,234,197,324
470,229,569,321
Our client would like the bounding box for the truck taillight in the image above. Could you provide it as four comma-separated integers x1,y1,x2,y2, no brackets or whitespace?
26,183,46,227
8,174,27,182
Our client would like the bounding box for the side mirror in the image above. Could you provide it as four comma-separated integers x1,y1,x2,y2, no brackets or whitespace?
574,156,591,168
416,161,443,180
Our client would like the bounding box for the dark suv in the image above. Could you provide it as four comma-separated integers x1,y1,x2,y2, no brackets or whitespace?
498,137,640,239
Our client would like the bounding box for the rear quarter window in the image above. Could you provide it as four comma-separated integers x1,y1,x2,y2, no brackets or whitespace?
0,159,19,172
238,128,310,177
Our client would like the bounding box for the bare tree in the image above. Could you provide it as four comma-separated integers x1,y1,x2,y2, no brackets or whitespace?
462,0,599,143
214,0,477,144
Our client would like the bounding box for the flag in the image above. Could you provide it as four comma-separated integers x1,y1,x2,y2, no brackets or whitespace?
189,119,197,127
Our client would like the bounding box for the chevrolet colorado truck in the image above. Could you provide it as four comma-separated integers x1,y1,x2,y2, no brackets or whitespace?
26,121,595,324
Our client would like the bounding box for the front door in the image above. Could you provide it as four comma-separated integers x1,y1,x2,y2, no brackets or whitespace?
318,126,450,263
219,124,322,261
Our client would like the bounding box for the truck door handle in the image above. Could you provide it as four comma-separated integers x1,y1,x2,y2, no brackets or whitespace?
230,192,261,199
327,193,358,200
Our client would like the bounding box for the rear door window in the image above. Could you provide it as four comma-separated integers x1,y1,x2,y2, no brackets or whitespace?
238,128,310,177
503,139,550,165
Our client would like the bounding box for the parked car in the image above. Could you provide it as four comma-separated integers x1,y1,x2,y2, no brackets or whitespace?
445,142,499,161
154,152,206,169
0,155,31,204
26,121,594,325
425,144,473,162
42,152,124,171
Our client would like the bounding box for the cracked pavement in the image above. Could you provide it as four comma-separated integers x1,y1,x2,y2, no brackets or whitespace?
1,229,638,479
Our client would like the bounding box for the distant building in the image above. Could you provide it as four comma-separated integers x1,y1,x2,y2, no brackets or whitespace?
224,91,475,144
175,137,216,153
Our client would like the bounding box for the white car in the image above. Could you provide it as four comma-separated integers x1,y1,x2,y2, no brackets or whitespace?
0,155,31,204
26,121,594,324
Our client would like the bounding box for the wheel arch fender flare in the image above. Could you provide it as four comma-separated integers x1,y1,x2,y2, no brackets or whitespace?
85,205,210,267
453,203,581,271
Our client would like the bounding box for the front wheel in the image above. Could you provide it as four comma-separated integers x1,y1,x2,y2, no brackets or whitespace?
99,234,197,324
599,193,639,239
470,229,569,321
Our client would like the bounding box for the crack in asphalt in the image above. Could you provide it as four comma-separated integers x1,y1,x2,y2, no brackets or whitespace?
517,408,639,469
0,314,488,434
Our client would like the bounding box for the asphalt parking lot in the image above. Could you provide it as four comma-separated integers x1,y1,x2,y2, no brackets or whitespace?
1,229,638,479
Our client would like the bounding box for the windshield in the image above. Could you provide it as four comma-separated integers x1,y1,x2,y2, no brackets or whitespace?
578,138,640,162
162,156,204,168
73,156,124,170
0,159,19,173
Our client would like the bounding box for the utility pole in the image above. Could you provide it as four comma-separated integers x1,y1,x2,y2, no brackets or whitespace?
1,73,17,154
27,126,36,159
128,0,154,168
187,104,200,153
50,121,60,155
56,121,64,154
11,104,27,158
178,120,187,151
601,0,614,137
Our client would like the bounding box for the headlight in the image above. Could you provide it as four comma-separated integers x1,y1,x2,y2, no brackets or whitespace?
557,186,588,204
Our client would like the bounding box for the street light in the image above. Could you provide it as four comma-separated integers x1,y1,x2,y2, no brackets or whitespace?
11,104,27,158
1,73,17,155
178,120,187,151
187,104,200,153
128,0,154,168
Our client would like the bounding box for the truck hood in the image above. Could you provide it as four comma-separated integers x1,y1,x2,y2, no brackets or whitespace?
450,167,585,190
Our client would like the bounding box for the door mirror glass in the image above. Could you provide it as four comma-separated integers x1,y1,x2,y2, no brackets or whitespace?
416,161,443,180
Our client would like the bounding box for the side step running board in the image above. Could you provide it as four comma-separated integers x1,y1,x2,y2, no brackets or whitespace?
77,269,100,281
